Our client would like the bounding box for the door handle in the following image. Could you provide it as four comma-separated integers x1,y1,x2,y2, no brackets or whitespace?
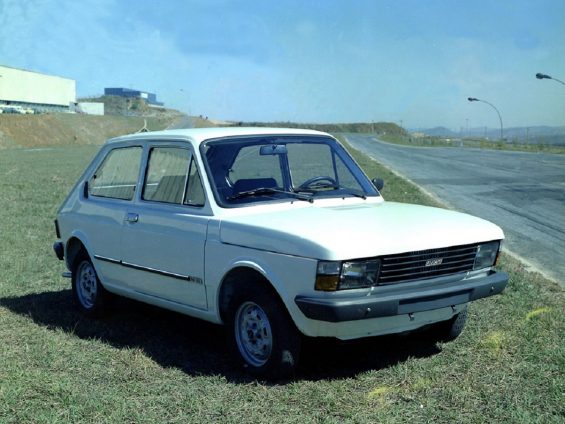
125,213,139,223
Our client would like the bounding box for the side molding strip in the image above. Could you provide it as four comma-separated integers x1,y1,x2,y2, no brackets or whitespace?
94,255,203,284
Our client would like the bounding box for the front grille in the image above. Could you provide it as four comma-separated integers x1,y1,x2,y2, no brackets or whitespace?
378,243,478,285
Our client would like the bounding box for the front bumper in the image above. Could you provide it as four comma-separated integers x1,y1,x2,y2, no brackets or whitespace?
295,270,508,323
53,241,64,261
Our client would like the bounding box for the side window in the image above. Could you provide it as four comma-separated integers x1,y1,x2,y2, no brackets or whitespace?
143,147,190,204
142,147,206,207
89,147,142,200
184,157,205,206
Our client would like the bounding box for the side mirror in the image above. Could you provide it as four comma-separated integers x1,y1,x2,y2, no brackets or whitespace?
83,181,89,199
372,178,384,191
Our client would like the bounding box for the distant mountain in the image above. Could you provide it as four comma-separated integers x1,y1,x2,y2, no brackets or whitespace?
413,127,457,137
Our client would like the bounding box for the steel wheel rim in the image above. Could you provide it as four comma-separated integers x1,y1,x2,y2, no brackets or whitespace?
76,261,97,309
235,301,273,367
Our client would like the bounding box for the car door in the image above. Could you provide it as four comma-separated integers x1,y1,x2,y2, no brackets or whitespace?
119,144,209,310
83,145,143,287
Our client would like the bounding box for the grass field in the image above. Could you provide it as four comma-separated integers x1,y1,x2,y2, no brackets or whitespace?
0,142,563,423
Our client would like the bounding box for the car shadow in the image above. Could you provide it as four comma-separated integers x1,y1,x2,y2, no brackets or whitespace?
0,289,442,383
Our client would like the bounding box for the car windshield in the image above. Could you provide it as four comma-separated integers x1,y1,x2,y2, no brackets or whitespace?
201,135,379,207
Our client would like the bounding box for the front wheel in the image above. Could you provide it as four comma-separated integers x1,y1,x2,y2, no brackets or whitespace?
228,284,301,379
430,308,468,342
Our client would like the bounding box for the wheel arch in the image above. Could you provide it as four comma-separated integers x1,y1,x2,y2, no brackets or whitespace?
65,232,93,270
217,265,288,325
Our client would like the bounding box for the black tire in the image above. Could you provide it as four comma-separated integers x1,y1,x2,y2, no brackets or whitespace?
226,283,301,380
71,251,108,317
431,308,468,342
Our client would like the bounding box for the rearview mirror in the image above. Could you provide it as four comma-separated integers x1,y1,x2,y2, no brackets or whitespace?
260,144,287,155
372,178,384,191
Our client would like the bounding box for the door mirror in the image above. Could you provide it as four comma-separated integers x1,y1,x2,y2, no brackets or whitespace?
372,178,384,191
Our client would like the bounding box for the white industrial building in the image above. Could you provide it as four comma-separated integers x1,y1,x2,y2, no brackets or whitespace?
0,64,76,113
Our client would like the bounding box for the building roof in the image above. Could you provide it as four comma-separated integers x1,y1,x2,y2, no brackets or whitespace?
0,64,74,81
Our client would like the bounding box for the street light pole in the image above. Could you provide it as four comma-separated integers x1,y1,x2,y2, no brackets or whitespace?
536,73,565,87
468,97,504,141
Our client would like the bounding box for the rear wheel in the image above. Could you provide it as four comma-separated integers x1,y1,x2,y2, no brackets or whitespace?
227,283,301,379
72,251,108,316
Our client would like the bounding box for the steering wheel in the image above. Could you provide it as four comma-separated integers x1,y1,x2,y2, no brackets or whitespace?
297,176,338,190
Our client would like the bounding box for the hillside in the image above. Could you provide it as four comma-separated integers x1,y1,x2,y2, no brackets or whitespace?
0,113,175,149
238,121,406,135
0,112,407,149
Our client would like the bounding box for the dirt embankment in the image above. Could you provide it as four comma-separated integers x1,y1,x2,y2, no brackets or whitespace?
239,121,406,135
0,113,176,149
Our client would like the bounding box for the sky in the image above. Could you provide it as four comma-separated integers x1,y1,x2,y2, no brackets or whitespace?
1,0,564,129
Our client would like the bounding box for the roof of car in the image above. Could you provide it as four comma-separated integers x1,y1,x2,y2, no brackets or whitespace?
106,126,330,146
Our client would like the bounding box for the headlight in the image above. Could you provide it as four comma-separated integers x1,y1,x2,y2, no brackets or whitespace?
473,241,501,270
315,261,341,291
316,259,381,291
340,260,381,289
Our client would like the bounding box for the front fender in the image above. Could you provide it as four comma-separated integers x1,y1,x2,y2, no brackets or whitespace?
206,240,317,327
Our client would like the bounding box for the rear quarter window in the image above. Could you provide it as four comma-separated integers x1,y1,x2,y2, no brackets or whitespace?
89,146,142,200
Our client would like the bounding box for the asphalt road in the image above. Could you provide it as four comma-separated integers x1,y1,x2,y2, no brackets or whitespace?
166,115,197,129
345,134,565,286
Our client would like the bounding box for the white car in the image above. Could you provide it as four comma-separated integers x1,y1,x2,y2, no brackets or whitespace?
53,127,508,378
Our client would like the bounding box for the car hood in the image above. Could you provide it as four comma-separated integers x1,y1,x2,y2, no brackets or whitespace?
218,201,504,260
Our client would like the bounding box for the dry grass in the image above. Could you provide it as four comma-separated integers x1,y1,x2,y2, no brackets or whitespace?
0,114,173,149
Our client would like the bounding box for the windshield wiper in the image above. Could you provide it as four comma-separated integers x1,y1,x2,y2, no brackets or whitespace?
228,187,313,203
340,188,367,199
301,183,367,199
